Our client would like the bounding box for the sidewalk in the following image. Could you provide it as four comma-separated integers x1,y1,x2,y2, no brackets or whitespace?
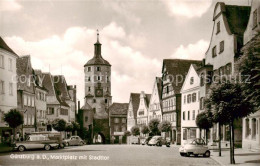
211,148,260,166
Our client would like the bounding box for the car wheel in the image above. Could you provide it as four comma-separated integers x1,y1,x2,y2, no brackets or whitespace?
66,142,69,146
79,141,84,146
18,145,25,152
44,144,51,151
186,152,191,157
203,151,210,157
156,142,160,147
194,154,199,157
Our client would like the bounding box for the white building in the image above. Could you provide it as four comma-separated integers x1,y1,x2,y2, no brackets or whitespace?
241,0,260,151
127,93,140,132
180,64,201,145
148,77,162,122
0,37,19,139
136,91,151,127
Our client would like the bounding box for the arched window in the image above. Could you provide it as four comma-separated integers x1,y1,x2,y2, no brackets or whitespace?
252,118,256,139
246,118,250,137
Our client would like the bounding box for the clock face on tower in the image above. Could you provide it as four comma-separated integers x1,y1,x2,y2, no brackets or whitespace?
95,88,103,97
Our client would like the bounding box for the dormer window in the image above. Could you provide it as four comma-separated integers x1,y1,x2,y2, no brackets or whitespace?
190,77,194,85
216,21,220,34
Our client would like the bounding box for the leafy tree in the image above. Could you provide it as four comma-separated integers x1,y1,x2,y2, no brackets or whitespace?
65,123,73,132
141,125,150,135
206,81,254,164
72,121,80,134
124,130,131,137
131,126,140,136
148,119,160,136
238,32,260,110
4,109,23,143
159,121,172,139
195,111,213,145
52,119,66,132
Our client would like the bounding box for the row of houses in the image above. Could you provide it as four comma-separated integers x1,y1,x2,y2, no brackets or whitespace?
0,37,77,140
126,1,260,150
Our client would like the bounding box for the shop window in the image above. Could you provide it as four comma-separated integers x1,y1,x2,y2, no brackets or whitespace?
252,118,256,139
246,118,250,137
190,129,196,139
183,129,187,140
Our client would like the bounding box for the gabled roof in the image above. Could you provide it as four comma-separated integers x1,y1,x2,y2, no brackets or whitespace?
129,93,140,119
162,59,202,94
145,94,152,106
109,103,128,115
155,77,163,100
53,75,71,107
0,36,18,57
17,56,30,77
81,102,92,110
42,73,56,96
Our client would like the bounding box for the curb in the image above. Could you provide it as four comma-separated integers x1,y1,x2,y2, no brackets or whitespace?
210,155,225,166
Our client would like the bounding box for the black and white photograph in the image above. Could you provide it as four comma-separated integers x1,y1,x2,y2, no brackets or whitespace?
0,0,259,165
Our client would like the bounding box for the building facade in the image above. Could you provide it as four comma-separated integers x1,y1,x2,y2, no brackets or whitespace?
127,93,140,132
148,77,162,122
241,0,260,150
136,91,151,128
109,103,128,144
161,59,201,144
16,55,36,136
200,2,250,147
180,64,201,145
0,37,19,140
83,31,112,143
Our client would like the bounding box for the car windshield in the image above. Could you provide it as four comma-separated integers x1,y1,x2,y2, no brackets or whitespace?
188,139,205,145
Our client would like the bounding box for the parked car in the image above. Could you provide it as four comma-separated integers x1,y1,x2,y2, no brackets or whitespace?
14,134,59,152
141,136,153,145
63,136,85,146
148,136,170,147
179,138,210,157
131,136,140,144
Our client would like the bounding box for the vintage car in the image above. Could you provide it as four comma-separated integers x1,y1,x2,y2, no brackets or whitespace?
14,134,59,152
179,138,210,157
148,136,170,147
141,136,153,145
63,136,85,146
131,136,140,144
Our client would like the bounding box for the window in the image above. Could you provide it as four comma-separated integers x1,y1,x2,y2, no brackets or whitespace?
114,118,119,123
87,67,91,72
60,109,68,115
88,77,91,82
28,96,31,106
9,83,13,95
24,114,27,125
8,58,12,71
93,99,96,103
245,118,250,137
253,9,257,28
0,80,4,94
192,110,195,120
190,129,196,139
190,77,194,85
122,118,126,123
216,21,220,34
97,76,101,81
105,99,108,103
200,97,205,110
24,95,27,106
226,63,232,75
184,95,186,104
187,94,191,103
183,129,187,140
252,118,256,139
106,76,109,83
122,126,126,132
212,46,217,58
192,93,196,102
183,111,185,120
48,108,54,115
97,67,101,71
200,73,205,86
114,125,119,132
32,97,34,107
85,116,88,122
219,41,224,53
188,111,190,120
0,55,4,68
139,110,144,116
88,87,91,92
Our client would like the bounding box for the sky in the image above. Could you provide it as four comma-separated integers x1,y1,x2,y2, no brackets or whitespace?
0,0,250,104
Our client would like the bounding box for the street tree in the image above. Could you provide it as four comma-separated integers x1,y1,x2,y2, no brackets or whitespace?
72,121,80,135
141,125,150,136
52,119,66,132
4,109,23,143
195,111,213,145
206,80,254,164
65,123,73,138
159,121,172,139
148,119,160,136
131,126,140,136
238,33,260,110
124,130,131,137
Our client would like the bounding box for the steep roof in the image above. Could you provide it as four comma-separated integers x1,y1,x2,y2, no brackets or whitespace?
145,94,152,106
156,77,163,99
162,59,202,94
109,103,129,115
42,73,56,96
129,93,140,119
0,36,18,56
53,75,71,107
81,102,92,110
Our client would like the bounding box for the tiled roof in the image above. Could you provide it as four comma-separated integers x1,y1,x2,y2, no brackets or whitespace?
84,56,111,66
42,73,56,96
109,103,128,115
0,36,18,56
162,59,202,94
145,94,152,106
17,56,29,77
129,93,140,119
53,75,71,107
156,77,162,99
